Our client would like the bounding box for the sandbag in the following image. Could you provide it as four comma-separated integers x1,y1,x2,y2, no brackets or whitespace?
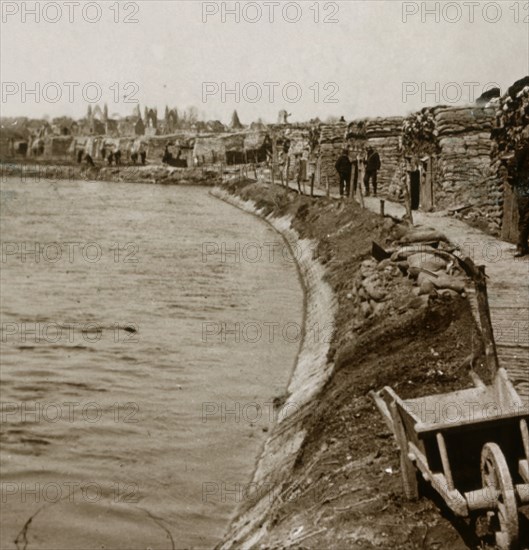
407,252,448,272
390,244,437,261
417,272,465,293
399,227,449,244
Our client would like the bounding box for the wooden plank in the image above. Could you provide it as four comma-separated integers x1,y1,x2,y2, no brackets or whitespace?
408,443,468,516
415,410,529,434
436,432,455,491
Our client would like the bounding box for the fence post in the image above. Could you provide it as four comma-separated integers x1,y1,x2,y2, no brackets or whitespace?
403,171,414,225
474,264,500,378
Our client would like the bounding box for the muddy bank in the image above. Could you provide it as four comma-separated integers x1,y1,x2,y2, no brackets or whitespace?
212,179,525,550
0,161,221,186
210,185,338,548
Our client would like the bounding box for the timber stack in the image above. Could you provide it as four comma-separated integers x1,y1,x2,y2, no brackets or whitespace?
490,77,529,170
489,77,529,240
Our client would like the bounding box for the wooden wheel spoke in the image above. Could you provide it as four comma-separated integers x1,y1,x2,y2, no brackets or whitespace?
480,443,519,550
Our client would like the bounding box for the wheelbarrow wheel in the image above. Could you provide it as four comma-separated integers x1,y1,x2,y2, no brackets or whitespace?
480,442,519,550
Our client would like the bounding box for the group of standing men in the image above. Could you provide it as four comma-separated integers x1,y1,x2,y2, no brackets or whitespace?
76,145,146,167
335,147,381,198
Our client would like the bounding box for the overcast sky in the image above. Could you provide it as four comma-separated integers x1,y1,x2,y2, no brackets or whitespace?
1,0,528,123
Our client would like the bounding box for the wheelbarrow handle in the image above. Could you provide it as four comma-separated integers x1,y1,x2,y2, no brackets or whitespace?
369,390,394,434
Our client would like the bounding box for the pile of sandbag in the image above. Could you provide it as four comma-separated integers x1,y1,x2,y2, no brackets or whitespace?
367,116,404,138
345,119,367,154
434,106,494,136
346,120,367,140
384,225,469,297
349,257,401,321
366,117,404,198
318,122,347,187
348,225,469,325
433,106,496,213
389,244,467,296
401,105,499,224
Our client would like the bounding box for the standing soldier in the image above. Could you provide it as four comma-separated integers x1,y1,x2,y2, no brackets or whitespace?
335,149,352,198
138,142,147,165
364,146,381,197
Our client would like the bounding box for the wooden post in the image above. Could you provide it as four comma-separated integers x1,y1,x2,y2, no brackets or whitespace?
474,264,500,377
436,432,455,491
403,172,414,225
357,176,365,208
357,159,365,208
325,175,329,197
310,172,315,197
380,199,385,216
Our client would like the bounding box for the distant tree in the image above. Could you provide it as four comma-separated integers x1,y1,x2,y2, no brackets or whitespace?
178,106,199,129
187,106,199,124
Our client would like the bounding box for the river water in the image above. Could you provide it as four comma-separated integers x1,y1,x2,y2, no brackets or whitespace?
0,177,303,549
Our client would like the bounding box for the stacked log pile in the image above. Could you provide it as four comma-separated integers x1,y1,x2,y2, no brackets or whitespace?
487,79,529,239
490,79,529,185
491,77,529,159
318,123,347,188
365,116,404,199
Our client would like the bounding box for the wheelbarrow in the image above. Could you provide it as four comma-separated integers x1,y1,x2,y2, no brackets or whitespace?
370,368,529,549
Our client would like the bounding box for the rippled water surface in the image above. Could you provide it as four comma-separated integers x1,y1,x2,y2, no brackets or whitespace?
0,178,303,549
